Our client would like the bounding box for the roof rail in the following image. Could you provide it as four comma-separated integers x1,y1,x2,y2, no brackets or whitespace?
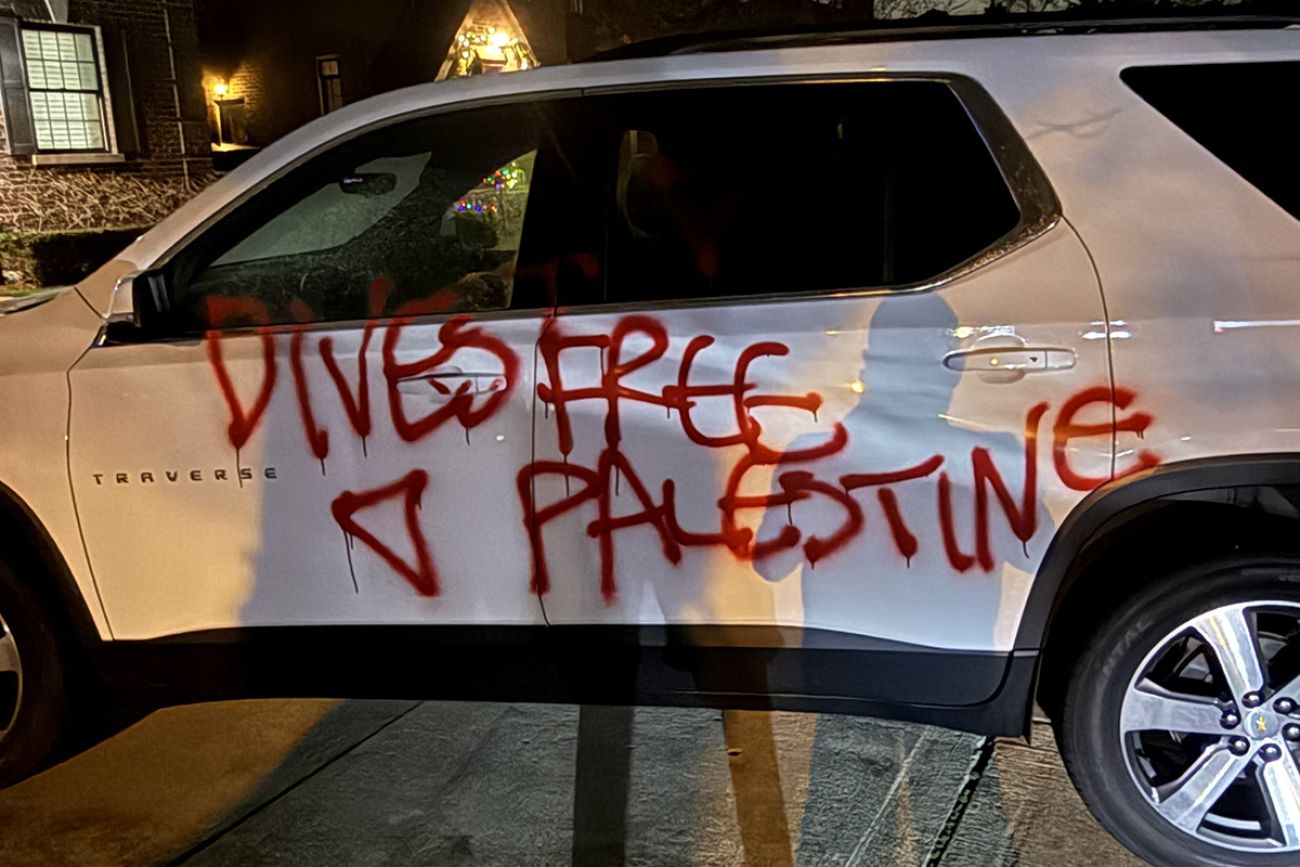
583,10,1300,63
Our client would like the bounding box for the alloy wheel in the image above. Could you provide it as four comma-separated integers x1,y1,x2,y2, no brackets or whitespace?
1121,600,1300,853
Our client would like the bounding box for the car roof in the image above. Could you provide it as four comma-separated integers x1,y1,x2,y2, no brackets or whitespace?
587,12,1300,61
119,25,1300,273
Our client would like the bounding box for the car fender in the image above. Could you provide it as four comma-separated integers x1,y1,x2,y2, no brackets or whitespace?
1017,452,1300,653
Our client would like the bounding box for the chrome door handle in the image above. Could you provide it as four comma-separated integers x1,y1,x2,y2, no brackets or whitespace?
396,367,475,401
942,347,1076,373
396,367,504,401
477,375,507,394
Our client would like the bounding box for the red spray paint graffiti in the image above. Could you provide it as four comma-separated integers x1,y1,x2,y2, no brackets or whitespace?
319,324,377,455
519,316,1159,602
204,306,1159,600
290,331,330,468
1053,385,1159,490
205,305,522,592
841,455,945,566
331,469,438,596
382,316,520,443
207,331,277,453
521,316,859,600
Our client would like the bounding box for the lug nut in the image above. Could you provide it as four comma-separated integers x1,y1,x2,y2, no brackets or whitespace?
1284,724,1300,742
1262,744,1284,762
1230,737,1251,755
1222,712,1242,728
1243,692,1264,708
1276,697,1297,715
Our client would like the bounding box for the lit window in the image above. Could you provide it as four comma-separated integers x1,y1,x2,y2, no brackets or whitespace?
20,25,108,153
439,17,538,80
317,54,342,115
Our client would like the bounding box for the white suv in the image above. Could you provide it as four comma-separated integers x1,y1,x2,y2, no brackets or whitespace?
2,20,1298,865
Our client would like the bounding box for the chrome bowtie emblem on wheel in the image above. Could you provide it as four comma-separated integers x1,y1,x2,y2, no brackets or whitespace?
1250,711,1277,739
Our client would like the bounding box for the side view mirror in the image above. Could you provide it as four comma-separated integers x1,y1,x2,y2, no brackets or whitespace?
105,270,171,342
339,172,396,197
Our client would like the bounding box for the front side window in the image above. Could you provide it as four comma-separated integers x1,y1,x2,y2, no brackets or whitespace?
172,103,554,331
20,24,108,152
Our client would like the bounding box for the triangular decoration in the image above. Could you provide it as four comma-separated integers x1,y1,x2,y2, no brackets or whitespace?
438,0,539,80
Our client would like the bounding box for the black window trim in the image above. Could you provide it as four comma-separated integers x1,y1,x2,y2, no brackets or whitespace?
105,72,1056,345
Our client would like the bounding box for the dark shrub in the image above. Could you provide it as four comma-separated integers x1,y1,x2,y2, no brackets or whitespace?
0,226,148,289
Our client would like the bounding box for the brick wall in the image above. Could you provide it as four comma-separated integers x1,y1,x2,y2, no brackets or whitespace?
220,58,264,144
0,0,212,233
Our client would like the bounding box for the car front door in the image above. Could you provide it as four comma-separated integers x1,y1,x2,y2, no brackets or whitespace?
525,78,1147,702
69,99,575,639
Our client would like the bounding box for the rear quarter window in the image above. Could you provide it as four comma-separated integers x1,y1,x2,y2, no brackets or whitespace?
1121,62,1300,221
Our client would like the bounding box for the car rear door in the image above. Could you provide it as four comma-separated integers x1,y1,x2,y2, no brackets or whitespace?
524,77,1141,701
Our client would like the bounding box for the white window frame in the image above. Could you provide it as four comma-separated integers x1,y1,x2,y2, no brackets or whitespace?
19,20,118,161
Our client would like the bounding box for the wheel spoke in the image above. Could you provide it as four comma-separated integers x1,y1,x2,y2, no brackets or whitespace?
1191,605,1266,701
1154,745,1252,833
0,629,18,674
1123,681,1226,736
1274,671,1300,711
1260,752,1300,847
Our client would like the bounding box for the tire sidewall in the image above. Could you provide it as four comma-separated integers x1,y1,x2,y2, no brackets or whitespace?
1063,558,1300,867
0,558,67,787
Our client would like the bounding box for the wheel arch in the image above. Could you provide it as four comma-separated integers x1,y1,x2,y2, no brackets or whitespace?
1025,453,1300,719
0,479,104,655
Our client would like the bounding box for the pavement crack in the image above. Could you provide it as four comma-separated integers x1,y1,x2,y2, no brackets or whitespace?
845,729,929,867
163,701,423,866
437,705,519,793
922,736,996,866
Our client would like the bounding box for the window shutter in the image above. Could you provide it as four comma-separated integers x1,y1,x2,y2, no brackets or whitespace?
101,24,140,154
0,15,37,155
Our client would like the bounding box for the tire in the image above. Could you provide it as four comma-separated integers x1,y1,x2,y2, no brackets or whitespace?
0,557,69,788
1061,557,1300,866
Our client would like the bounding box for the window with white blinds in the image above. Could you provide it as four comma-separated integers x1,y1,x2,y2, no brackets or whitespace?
20,25,108,152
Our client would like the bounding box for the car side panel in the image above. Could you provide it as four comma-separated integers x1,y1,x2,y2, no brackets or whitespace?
66,313,547,641
0,285,113,638
1013,45,1300,507
535,225,1115,654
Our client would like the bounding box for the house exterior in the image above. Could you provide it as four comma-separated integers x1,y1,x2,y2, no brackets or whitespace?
197,0,568,151
194,0,886,151
0,0,210,238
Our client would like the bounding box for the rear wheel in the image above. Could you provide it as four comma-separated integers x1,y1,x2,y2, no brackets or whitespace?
1062,559,1300,866
0,558,69,787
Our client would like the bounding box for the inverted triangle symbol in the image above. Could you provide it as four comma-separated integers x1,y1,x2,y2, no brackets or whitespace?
331,469,439,596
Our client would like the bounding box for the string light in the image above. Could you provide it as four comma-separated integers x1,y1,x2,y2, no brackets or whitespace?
453,160,528,215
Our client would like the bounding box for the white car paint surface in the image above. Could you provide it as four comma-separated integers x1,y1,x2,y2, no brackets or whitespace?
0,28,1294,656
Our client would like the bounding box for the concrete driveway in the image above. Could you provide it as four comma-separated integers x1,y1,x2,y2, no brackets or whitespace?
0,701,1145,866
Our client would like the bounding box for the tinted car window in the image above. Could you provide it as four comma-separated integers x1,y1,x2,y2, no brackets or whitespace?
1122,62,1300,221
171,103,553,331
580,80,1020,307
